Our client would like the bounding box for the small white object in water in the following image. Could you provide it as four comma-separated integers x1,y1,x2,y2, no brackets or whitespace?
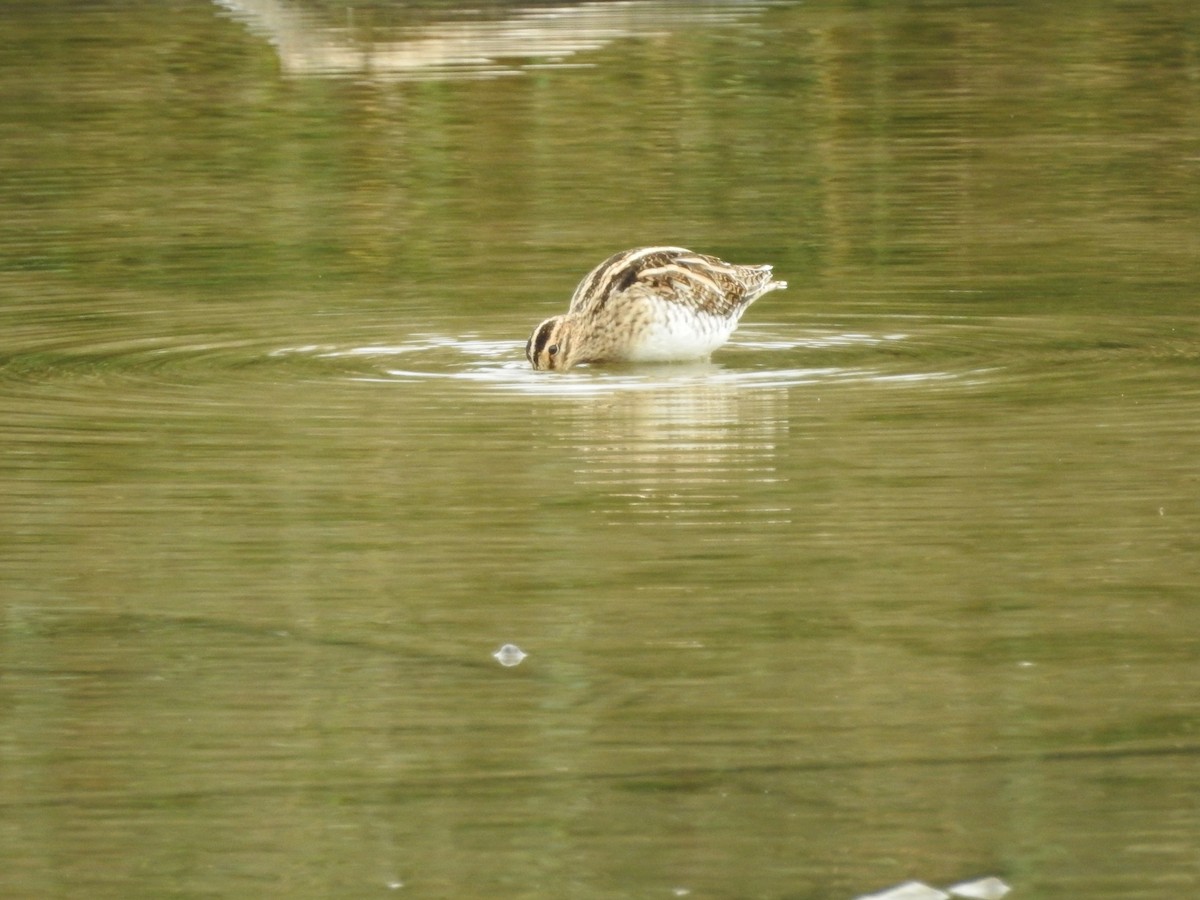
856,882,949,900
948,877,1010,899
493,643,527,667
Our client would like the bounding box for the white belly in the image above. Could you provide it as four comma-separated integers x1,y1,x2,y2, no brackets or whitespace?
623,307,740,362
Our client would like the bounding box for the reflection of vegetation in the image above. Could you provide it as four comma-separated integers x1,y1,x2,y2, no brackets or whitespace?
220,0,776,77
0,2,1196,321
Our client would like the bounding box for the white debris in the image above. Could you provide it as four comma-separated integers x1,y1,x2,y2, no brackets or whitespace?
855,881,950,900
492,643,527,667
948,876,1011,899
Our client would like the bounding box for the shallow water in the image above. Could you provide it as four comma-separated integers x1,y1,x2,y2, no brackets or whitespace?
2,1,1199,898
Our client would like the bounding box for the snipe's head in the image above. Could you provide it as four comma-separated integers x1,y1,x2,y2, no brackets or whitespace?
526,315,576,371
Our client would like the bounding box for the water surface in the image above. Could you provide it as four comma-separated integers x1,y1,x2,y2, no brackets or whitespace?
1,1,1198,898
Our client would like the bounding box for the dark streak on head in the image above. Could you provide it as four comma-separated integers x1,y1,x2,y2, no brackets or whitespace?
532,321,554,359
529,318,559,368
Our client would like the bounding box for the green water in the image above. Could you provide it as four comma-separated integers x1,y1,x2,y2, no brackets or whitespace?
1,2,1198,897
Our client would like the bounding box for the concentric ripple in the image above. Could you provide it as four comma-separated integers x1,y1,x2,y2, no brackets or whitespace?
287,324,980,397
12,310,1169,403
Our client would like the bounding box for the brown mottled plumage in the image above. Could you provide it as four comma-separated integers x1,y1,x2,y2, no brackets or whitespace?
526,246,786,371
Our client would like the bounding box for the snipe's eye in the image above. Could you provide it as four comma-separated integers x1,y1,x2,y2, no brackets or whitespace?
548,344,559,356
